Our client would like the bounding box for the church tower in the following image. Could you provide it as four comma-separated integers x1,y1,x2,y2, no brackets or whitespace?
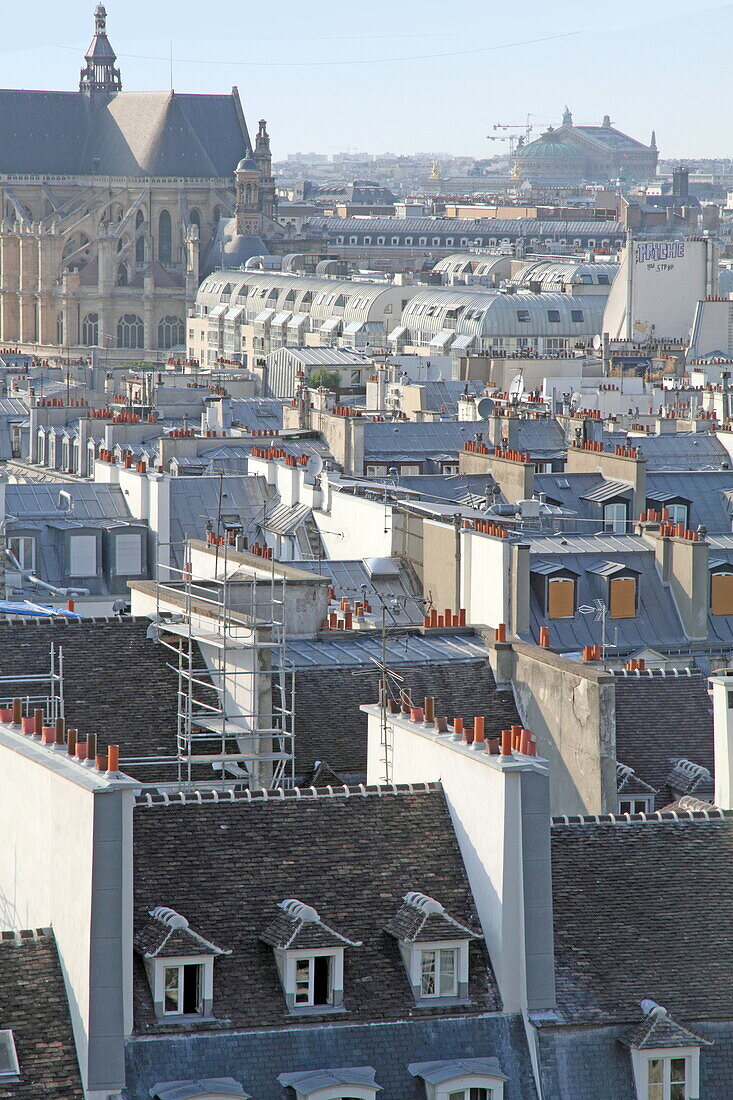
254,120,277,221
79,4,122,95
234,153,262,236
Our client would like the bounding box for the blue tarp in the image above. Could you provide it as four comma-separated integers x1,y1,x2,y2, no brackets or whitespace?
0,600,81,618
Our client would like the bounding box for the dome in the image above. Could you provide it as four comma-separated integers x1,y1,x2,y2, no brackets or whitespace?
518,128,583,161
236,154,259,172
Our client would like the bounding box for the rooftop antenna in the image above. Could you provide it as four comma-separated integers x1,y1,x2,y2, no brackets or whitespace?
170,41,174,92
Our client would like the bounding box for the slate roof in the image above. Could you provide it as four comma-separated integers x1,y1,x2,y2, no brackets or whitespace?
613,671,713,798
131,787,500,1033
0,90,249,177
0,929,83,1099
385,894,482,943
550,814,733,1025
288,654,521,778
123,1014,538,1100
409,1057,507,1084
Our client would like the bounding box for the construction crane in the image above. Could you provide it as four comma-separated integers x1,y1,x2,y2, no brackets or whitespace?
487,116,537,156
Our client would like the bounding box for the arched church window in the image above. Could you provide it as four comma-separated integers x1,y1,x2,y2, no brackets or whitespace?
190,209,201,231
56,314,64,344
82,313,99,346
116,263,128,286
158,210,172,265
136,209,145,264
117,313,144,349
157,316,184,349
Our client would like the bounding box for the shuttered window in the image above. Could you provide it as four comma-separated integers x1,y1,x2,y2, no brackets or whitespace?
69,534,97,577
547,577,575,619
115,533,142,575
609,576,636,619
711,572,733,615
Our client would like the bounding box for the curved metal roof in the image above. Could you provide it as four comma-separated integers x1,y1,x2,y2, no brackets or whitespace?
402,289,606,337
508,260,619,288
308,215,626,239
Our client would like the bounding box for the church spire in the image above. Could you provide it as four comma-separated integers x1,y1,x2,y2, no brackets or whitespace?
79,4,122,95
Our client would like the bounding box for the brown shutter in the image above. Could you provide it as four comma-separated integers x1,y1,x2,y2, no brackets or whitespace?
711,572,733,615
548,577,575,619
609,576,636,619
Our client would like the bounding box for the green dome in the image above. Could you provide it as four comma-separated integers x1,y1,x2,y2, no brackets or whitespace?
518,129,582,160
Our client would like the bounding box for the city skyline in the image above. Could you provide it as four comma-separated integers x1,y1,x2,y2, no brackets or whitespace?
1,0,729,161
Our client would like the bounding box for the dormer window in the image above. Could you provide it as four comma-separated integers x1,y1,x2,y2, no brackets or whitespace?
134,906,230,1020
0,1030,20,1080
278,1066,381,1100
622,1000,712,1100
531,564,579,620
261,898,361,1013
385,892,483,1006
409,1057,507,1100
710,563,733,615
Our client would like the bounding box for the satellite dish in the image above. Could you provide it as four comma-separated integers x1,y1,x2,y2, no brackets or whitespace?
508,373,525,402
592,334,602,351
306,454,324,478
476,396,495,419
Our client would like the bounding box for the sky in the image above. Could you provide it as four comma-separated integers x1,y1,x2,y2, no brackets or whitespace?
1,0,730,160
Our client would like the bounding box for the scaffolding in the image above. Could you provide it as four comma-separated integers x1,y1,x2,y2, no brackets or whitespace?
0,643,65,723
135,542,295,790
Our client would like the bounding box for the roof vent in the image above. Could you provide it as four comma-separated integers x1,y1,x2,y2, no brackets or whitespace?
404,891,445,916
279,898,320,923
150,906,189,930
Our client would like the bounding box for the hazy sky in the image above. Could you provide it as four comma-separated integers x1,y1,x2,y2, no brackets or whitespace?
2,0,729,160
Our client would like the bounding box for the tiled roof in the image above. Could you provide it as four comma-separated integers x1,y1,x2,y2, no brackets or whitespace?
620,1005,713,1050
131,787,500,1033
134,909,229,960
613,672,713,797
0,618,190,783
550,815,733,1025
260,901,361,950
289,657,521,778
385,893,482,943
0,929,83,1099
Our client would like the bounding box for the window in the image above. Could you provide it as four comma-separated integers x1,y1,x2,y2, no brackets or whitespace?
598,273,610,284
115,532,143,574
604,502,627,534
666,503,688,526
0,1030,19,1078
610,576,637,619
69,534,97,577
117,313,144,349
7,536,34,570
158,315,184,349
158,209,172,264
163,962,203,1015
82,312,99,346
648,1055,688,1100
711,571,733,615
547,576,575,618
135,209,145,263
618,797,652,814
547,310,561,322
420,948,457,998
449,1091,493,1100
295,954,333,1006
516,309,530,322
571,309,585,322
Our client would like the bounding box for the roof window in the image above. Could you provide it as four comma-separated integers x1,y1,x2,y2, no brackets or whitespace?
623,1000,712,1100
409,1058,507,1100
517,309,530,323
260,898,361,1013
278,1066,382,1100
385,891,482,1005
547,309,561,323
134,906,230,1020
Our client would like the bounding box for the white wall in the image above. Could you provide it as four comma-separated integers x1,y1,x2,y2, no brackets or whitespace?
460,529,511,628
315,488,395,560
0,727,135,1092
365,707,554,1014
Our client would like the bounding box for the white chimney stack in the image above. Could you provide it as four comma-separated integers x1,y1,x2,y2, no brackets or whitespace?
708,670,733,808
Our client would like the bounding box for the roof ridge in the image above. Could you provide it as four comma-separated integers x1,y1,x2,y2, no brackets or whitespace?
552,808,729,825
135,781,443,807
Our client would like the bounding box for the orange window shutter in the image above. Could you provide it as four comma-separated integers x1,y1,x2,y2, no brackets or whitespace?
548,577,574,619
610,576,636,619
712,573,733,615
